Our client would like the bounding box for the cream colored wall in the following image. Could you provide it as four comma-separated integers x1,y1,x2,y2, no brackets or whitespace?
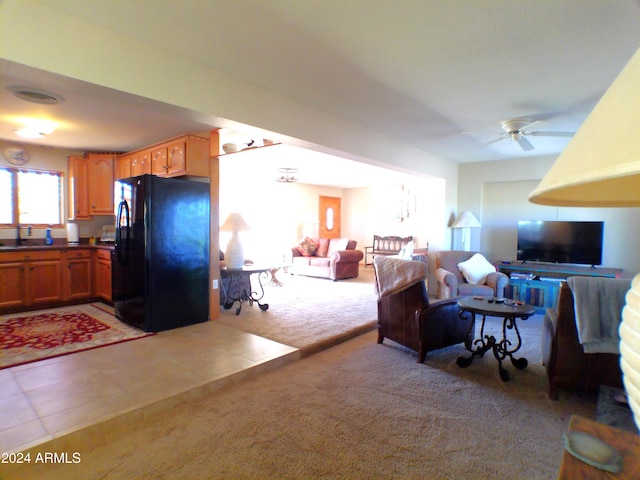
0,0,459,222
1,0,460,285
0,139,112,244
458,156,640,278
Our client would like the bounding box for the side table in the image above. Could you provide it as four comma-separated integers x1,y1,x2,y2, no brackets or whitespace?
558,415,640,479
220,266,270,315
457,296,535,381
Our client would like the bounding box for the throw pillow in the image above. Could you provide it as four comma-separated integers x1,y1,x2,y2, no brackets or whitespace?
396,240,414,260
328,238,349,256
316,238,330,257
296,237,318,257
457,253,496,285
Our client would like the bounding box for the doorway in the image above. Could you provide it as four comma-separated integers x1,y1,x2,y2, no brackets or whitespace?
319,196,341,239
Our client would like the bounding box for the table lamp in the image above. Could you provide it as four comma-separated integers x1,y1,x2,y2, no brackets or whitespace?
529,46,640,428
220,213,250,269
451,211,481,251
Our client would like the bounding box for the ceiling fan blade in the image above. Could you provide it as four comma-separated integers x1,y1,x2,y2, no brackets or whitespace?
516,136,534,151
478,136,506,148
528,131,574,137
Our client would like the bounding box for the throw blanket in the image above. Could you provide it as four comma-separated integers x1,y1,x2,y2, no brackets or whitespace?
373,256,427,299
567,276,631,354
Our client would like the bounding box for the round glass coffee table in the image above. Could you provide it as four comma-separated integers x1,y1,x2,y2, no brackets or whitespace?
457,296,535,381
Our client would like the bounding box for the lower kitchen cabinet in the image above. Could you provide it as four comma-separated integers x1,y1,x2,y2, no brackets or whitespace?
64,249,93,301
0,250,63,310
94,248,112,302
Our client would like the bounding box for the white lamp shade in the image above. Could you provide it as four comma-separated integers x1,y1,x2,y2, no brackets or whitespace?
529,46,640,208
451,211,481,228
220,213,250,232
528,45,640,429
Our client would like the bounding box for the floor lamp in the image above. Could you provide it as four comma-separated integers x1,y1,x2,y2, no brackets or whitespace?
451,211,481,251
529,45,640,429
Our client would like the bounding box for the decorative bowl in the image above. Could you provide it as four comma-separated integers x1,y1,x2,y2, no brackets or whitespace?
222,143,238,154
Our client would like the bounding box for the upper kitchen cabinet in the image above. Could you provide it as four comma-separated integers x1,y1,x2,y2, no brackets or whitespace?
87,153,115,215
156,135,209,177
115,154,131,181
132,149,152,177
150,146,168,176
117,134,210,180
69,153,116,219
68,155,90,220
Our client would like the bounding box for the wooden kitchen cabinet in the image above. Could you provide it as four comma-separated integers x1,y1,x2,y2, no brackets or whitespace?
64,249,92,301
132,149,152,176
0,261,26,309
94,248,112,302
137,134,209,178
68,155,90,220
0,250,63,309
115,154,132,180
150,146,168,175
88,153,115,215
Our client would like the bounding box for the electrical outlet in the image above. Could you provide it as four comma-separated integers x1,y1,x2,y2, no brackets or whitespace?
212,279,218,289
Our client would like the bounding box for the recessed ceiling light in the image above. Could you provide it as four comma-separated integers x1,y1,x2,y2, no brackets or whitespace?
7,86,64,105
13,118,57,139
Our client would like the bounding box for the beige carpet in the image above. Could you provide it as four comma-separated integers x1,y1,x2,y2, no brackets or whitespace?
216,268,378,356
12,310,599,479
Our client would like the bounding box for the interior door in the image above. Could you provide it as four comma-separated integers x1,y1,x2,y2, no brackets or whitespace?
319,196,341,239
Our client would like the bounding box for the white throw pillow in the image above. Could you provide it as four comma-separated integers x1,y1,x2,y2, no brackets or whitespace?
328,238,349,256
396,240,414,260
457,253,495,285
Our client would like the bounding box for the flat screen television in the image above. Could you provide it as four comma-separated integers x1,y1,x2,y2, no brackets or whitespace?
516,220,604,266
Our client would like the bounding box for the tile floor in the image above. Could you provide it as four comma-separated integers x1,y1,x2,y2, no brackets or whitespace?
0,317,299,453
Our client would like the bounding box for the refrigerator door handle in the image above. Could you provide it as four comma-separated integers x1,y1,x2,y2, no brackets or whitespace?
116,200,130,266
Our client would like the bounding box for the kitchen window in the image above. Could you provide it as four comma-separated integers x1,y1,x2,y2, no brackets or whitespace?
0,167,63,227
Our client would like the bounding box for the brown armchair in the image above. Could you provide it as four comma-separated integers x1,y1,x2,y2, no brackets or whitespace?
435,250,509,299
374,257,473,362
542,280,628,399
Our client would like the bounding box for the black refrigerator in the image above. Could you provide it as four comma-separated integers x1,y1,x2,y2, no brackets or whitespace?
112,174,210,332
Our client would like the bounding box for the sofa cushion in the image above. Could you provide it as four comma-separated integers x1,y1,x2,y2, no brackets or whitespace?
296,237,318,257
309,257,331,267
292,256,312,266
457,253,495,285
316,238,330,257
328,238,349,256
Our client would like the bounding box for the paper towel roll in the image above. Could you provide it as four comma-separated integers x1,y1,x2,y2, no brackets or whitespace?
66,223,79,244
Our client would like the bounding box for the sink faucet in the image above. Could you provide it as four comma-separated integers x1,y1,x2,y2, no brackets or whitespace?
15,225,32,246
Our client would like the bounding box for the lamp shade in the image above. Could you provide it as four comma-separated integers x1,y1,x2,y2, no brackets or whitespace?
528,45,640,429
220,213,250,232
529,46,640,208
451,211,481,228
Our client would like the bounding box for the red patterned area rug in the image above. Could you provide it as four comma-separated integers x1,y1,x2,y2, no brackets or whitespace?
0,303,153,370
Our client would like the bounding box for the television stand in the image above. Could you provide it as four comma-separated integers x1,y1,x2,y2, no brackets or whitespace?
496,262,622,314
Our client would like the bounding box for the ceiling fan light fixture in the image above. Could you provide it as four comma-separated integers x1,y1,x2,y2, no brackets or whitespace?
276,167,298,183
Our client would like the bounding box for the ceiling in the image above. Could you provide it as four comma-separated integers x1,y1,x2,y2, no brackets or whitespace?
1,1,640,185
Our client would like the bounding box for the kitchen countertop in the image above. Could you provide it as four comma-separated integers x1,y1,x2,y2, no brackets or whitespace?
0,242,114,251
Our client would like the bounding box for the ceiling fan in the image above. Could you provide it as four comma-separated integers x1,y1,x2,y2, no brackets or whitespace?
471,118,575,151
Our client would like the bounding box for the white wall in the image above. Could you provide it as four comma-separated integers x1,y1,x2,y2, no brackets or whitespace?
219,156,447,267
0,0,459,199
459,156,640,278
0,139,112,244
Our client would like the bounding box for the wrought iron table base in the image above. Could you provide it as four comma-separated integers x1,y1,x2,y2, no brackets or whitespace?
222,270,269,315
456,311,528,382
